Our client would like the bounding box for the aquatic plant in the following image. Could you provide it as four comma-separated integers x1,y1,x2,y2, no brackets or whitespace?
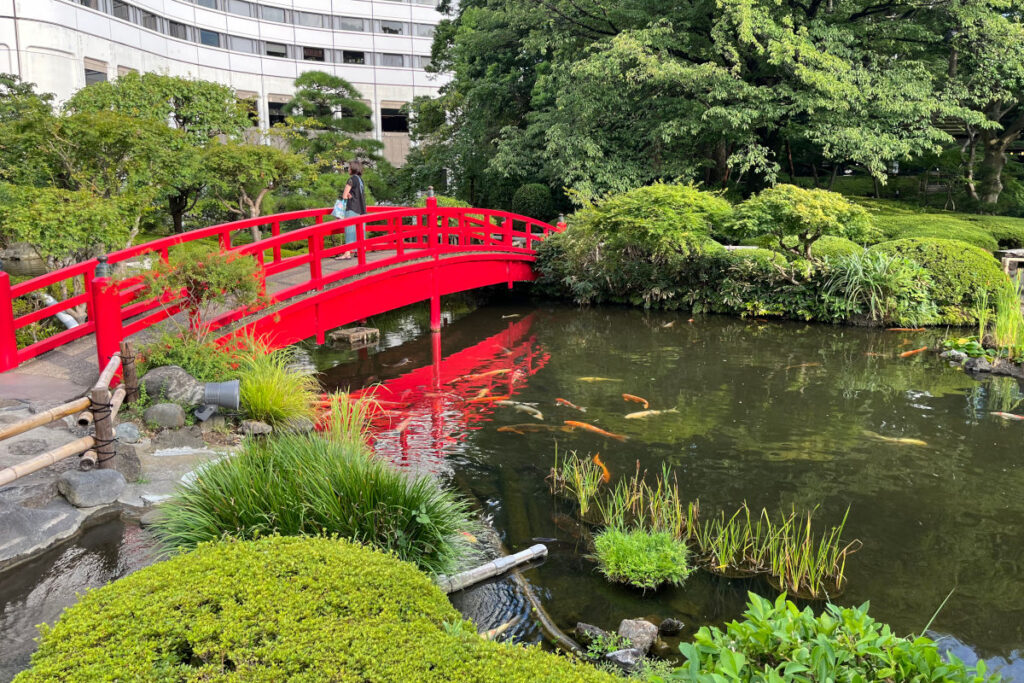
155,402,477,575
236,338,319,426
547,449,606,519
990,275,1024,358
674,592,996,682
594,464,699,539
14,537,617,682
592,527,692,591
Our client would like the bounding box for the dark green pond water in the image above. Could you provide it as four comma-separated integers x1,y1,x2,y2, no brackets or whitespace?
316,302,1024,679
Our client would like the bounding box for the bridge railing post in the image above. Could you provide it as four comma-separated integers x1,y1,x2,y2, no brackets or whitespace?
0,265,18,371
557,214,567,233
90,255,123,373
426,188,441,332
271,220,281,264
356,219,366,267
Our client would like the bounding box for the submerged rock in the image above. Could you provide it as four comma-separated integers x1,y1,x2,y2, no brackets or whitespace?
940,350,968,364
140,366,204,405
658,617,684,636
57,470,126,508
574,622,610,646
143,403,186,429
604,648,644,673
618,618,659,654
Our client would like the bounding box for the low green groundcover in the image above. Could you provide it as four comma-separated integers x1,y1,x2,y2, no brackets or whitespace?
15,536,616,682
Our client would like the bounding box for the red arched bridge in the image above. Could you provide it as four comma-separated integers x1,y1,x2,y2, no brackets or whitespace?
0,198,563,378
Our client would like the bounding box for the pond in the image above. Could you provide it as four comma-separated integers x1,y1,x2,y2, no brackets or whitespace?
313,302,1024,679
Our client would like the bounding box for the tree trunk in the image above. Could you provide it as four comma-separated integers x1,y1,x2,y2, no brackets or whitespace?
976,136,1008,205
712,141,729,186
169,191,188,233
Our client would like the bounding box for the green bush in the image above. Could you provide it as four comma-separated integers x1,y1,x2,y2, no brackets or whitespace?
881,218,999,251
511,182,554,220
153,407,476,576
593,527,692,590
415,194,472,208
869,238,1006,324
673,592,995,682
726,185,877,258
236,340,318,426
15,537,617,682
823,251,937,326
138,332,237,383
810,235,865,261
985,223,1024,250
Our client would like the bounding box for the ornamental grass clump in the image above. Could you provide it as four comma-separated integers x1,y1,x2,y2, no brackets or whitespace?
823,251,937,326
235,338,319,426
592,527,692,591
154,401,477,575
990,275,1024,359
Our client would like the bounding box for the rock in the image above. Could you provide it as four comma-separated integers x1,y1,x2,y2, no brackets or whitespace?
140,365,204,405
658,617,684,636
199,414,227,434
57,469,126,508
139,509,164,527
282,417,315,434
152,426,205,451
964,357,993,373
115,422,141,444
240,420,273,436
651,638,676,659
141,493,172,506
618,619,659,655
940,350,968,364
0,500,84,569
574,622,611,646
6,438,49,456
143,403,186,429
110,440,144,482
604,648,644,674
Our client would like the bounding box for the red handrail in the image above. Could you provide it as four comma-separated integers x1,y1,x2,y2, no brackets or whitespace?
0,199,565,373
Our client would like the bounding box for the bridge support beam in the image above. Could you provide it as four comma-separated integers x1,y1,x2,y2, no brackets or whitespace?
430,295,441,332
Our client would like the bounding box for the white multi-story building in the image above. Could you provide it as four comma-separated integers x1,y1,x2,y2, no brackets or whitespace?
0,0,448,165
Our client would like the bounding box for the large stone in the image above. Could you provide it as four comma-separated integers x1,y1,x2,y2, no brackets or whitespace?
574,622,611,647
964,357,993,373
57,469,126,508
143,403,186,429
6,438,49,456
618,619,659,655
115,422,141,444
658,617,684,636
281,417,315,434
140,365,204,405
240,420,273,436
604,648,644,674
0,500,84,569
110,440,144,482
152,426,205,451
940,350,968,364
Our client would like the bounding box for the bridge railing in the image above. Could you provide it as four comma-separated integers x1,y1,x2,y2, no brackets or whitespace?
0,198,563,373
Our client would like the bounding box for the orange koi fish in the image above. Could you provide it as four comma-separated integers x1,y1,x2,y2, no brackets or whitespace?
865,352,888,357
468,394,512,404
887,327,926,332
991,412,1024,421
899,346,928,358
622,394,649,410
592,453,611,483
460,369,511,381
475,387,491,399
555,398,587,413
564,420,628,442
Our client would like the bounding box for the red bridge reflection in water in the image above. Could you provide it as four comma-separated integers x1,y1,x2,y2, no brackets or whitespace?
346,314,550,474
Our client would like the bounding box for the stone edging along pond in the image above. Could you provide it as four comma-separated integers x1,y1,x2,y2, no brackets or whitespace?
940,349,1024,381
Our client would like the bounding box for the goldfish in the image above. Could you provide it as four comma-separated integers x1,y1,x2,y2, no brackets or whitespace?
662,321,675,328
474,387,490,399
459,369,511,381
494,400,543,420
592,453,611,483
622,393,649,410
383,357,412,368
498,424,575,434
688,318,695,323
785,362,821,370
865,352,888,357
564,420,628,442
468,395,511,404
863,430,928,447
501,314,521,319
577,377,622,383
460,531,479,543
887,327,926,332
481,617,521,640
992,412,1024,421
899,346,928,358
625,408,679,419
555,398,587,412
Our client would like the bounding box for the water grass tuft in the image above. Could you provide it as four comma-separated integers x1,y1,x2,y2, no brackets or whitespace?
547,449,606,519
236,337,319,426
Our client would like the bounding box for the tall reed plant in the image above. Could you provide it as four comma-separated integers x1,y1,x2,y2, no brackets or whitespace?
547,449,606,519
991,275,1024,359
154,400,477,575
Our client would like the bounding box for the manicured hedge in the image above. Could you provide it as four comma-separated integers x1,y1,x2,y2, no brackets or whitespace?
869,238,1006,324
879,218,999,251
15,537,617,682
810,235,864,261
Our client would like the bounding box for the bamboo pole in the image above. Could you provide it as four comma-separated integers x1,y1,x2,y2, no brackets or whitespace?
0,436,95,487
109,385,127,422
120,341,139,404
76,411,94,427
92,384,116,470
93,353,122,392
0,397,91,442
437,544,548,594
79,450,97,471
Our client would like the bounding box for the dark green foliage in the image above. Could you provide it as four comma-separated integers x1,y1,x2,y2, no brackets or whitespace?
672,592,995,682
511,183,554,220
137,333,237,383
593,527,692,590
823,251,937,326
810,236,865,261
881,219,999,251
154,418,477,576
14,537,617,682
869,238,1006,324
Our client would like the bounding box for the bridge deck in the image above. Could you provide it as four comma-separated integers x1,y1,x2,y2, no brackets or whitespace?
0,250,395,402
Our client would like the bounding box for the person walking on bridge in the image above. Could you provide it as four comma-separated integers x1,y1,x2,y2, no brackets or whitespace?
338,161,367,259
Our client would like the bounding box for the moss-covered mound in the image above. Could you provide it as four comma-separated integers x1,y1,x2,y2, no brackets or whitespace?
15,537,616,683
869,238,1006,324
882,219,999,251
810,235,864,260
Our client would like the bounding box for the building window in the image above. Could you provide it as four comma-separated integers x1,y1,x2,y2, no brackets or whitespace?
296,12,324,28
264,42,287,58
227,0,254,17
139,10,159,31
381,108,409,133
414,24,436,38
240,97,259,125
303,47,325,62
336,17,364,32
199,29,221,48
378,20,406,35
112,0,130,20
268,102,287,127
229,36,257,53
85,67,107,85
342,51,366,65
78,0,100,9
380,53,405,68
169,21,189,40
260,5,286,22
117,65,136,77
195,0,218,8
416,55,432,69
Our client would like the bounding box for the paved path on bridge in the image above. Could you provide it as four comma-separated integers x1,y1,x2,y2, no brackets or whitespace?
0,250,395,402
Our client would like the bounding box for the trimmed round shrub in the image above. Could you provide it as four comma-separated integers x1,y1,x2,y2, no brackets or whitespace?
985,223,1024,250
593,527,692,590
869,238,1006,324
15,537,617,682
726,184,877,258
415,194,471,208
810,235,865,261
511,183,554,220
679,592,994,682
